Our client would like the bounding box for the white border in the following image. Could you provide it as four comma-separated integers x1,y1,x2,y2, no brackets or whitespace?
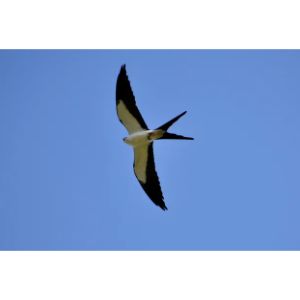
0,252,299,300
0,0,300,48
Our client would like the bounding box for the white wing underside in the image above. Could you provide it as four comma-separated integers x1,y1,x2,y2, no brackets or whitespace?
133,145,149,184
117,100,145,134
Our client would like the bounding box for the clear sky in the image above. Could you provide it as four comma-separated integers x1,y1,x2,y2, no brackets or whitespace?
0,50,300,250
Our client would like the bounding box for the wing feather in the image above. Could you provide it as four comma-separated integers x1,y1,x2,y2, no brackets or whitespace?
116,65,148,133
133,143,167,210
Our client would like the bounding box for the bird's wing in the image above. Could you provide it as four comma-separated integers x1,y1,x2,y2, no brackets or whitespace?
116,65,148,134
133,143,167,210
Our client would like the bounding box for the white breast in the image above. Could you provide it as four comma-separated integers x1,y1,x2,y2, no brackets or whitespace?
124,130,151,147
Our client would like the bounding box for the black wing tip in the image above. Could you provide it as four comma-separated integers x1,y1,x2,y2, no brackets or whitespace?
138,180,168,211
118,64,127,78
160,204,168,211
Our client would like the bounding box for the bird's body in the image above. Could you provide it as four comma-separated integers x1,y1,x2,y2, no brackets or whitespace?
123,129,164,146
116,65,193,210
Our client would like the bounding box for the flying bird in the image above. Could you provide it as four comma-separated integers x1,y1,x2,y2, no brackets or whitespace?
116,65,193,210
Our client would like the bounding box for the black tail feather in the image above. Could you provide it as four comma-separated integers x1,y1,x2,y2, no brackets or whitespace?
156,111,187,131
159,132,194,140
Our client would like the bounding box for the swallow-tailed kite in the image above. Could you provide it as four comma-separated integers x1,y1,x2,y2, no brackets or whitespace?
116,65,193,210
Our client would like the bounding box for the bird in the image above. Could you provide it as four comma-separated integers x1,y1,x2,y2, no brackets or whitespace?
116,65,193,210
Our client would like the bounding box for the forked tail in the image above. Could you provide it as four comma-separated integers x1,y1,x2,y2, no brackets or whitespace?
156,111,194,140
160,132,193,140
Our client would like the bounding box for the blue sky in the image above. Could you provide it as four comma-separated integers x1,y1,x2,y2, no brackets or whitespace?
0,50,300,250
